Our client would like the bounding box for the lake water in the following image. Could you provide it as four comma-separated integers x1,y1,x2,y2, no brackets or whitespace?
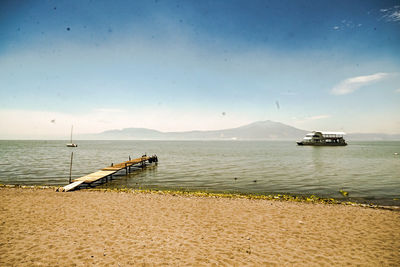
0,140,399,205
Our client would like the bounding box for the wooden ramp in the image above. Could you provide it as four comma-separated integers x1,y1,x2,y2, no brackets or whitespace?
58,155,158,192
60,181,84,192
74,170,117,183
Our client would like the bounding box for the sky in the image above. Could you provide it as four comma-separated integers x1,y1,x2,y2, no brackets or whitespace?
0,0,400,139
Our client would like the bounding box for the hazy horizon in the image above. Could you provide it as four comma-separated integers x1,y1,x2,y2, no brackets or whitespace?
1,120,400,140
1,0,400,139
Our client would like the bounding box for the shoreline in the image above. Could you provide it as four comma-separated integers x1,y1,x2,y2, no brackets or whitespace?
1,183,399,211
1,186,399,265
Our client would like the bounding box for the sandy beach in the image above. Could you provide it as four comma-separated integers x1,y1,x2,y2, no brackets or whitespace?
0,187,399,266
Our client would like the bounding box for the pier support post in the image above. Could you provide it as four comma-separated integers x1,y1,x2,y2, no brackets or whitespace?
69,152,74,184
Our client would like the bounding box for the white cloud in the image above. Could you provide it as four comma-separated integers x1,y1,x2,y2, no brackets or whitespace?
331,72,390,95
307,115,331,120
390,11,400,21
380,6,400,22
395,88,400,93
333,20,362,30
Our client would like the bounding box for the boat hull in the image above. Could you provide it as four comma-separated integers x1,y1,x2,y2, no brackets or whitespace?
297,142,347,146
66,144,78,147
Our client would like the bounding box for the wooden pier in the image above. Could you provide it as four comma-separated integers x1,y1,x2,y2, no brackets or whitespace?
58,155,158,192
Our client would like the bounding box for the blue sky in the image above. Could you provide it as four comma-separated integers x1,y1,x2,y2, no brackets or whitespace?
0,0,399,138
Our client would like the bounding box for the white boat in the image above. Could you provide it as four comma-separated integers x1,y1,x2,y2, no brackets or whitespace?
297,131,347,146
66,126,78,147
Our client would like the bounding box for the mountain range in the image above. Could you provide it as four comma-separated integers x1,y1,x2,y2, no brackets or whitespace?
77,120,400,141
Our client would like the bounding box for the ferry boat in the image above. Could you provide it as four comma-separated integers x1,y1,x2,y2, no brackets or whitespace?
297,131,347,146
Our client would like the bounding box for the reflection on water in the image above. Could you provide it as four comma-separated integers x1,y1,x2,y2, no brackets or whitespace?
311,147,324,172
0,140,399,205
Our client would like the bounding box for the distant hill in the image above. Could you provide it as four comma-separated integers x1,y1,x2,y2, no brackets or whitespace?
80,120,308,140
97,128,165,139
77,121,400,141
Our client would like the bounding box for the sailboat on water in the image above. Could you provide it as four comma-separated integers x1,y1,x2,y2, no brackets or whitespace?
66,126,78,147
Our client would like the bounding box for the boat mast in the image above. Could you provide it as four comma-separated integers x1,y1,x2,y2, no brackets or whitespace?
70,125,73,143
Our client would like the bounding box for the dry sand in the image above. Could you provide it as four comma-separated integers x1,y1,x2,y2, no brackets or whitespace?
0,187,399,266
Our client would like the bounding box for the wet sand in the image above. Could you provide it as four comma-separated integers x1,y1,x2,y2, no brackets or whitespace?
0,187,399,266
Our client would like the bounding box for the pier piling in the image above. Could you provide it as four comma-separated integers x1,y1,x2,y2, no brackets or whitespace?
69,152,74,184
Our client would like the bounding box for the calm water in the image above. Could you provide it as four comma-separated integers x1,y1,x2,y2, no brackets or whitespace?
0,140,399,205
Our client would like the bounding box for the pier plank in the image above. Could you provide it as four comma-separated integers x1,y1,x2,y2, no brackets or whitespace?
73,170,116,183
